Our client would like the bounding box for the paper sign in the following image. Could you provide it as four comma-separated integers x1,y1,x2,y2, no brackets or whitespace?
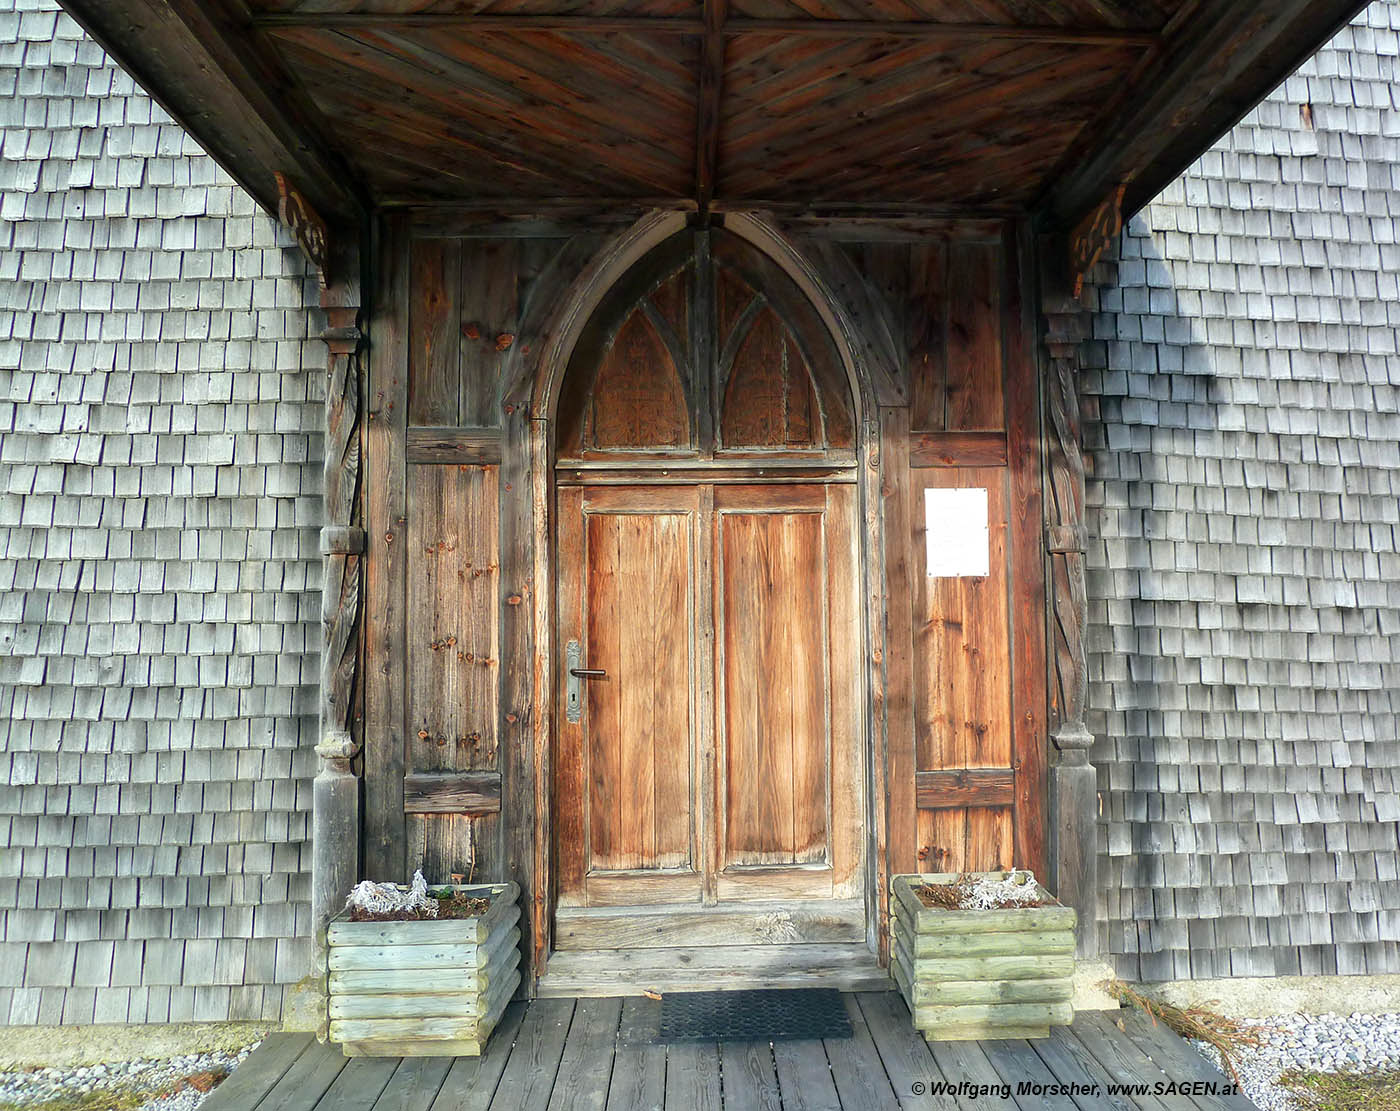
925,487,990,577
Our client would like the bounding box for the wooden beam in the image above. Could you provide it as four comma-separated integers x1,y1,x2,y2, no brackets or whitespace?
915,770,1016,810
251,11,1157,47
1043,0,1368,230
909,431,1008,468
58,0,365,223
404,772,503,815
695,0,728,214
406,427,504,465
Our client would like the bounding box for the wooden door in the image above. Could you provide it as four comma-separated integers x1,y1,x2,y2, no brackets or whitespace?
554,482,861,910
713,484,861,902
555,485,702,908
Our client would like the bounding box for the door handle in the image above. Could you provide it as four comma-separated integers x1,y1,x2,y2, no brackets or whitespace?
565,640,606,723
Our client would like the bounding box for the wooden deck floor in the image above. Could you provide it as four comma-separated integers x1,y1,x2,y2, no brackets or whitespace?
201,993,1256,1111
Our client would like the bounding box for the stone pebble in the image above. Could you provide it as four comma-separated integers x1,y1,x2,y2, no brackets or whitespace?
0,1041,259,1110
1191,1011,1400,1111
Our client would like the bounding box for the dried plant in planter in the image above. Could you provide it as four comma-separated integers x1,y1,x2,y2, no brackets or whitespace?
345,870,492,922
915,870,1048,911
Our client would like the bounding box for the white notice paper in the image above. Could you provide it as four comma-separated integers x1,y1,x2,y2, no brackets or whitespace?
925,487,990,577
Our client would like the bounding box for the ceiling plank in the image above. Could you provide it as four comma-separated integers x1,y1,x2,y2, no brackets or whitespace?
251,10,1156,46
1042,0,1370,229
59,0,366,223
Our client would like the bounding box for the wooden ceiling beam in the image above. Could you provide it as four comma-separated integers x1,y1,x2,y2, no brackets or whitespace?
59,0,366,224
250,11,1157,47
695,0,728,215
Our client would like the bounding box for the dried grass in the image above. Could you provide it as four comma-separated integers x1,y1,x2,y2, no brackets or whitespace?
1281,1069,1400,1111
1103,979,1266,1086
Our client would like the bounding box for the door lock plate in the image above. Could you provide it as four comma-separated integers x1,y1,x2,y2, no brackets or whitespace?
566,639,582,723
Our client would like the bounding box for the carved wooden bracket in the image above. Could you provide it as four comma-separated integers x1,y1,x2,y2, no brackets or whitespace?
1042,282,1092,740
277,171,331,289
1068,183,1126,299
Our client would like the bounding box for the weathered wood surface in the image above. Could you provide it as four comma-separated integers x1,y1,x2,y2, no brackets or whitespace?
213,996,1249,1110
553,898,864,949
403,772,502,816
536,942,888,997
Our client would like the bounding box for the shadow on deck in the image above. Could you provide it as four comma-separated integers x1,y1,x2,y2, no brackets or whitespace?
200,992,1255,1110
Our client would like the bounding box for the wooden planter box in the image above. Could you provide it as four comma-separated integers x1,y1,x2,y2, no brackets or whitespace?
890,873,1075,1041
327,881,521,1057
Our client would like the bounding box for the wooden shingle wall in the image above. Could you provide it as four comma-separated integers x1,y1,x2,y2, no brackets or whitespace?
0,0,320,1023
1082,0,1400,981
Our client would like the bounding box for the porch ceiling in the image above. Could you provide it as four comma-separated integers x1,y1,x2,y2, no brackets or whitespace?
59,0,1365,230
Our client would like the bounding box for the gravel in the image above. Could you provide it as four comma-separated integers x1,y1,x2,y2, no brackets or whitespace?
1190,1011,1400,1111
0,1041,260,1111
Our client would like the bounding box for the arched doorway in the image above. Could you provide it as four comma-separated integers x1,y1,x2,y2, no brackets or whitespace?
545,227,875,985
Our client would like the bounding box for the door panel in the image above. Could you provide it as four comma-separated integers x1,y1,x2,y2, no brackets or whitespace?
718,505,827,868
556,486,702,907
585,508,694,872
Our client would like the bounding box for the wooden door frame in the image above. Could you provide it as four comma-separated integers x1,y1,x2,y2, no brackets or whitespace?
524,211,884,990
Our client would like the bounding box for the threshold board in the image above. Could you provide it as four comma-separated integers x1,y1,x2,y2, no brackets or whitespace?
553,898,865,950
536,942,890,998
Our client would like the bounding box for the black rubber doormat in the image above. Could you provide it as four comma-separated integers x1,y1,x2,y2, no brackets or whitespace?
654,988,852,1043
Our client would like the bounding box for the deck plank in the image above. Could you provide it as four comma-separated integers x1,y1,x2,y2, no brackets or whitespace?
373,1058,455,1111
979,1038,1061,1110
607,998,667,1111
823,994,899,1111
547,997,623,1111
428,1001,528,1111
1071,1013,1198,1111
664,1043,721,1111
1114,1010,1255,1111
1027,1025,1139,1111
772,1039,842,1111
718,1041,781,1111
927,1039,1023,1111
491,997,576,1111
312,1056,402,1111
854,991,958,1110
200,1033,315,1111
255,1039,348,1111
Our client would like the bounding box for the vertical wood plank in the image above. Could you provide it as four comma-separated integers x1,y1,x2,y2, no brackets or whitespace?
826,484,862,898
460,241,517,428
406,463,501,883
409,238,461,427
587,512,624,871
946,240,1004,433
653,511,693,870
1006,221,1049,877
364,214,410,881
500,396,537,974
908,240,947,434
863,415,891,959
785,511,826,863
553,487,587,905
880,406,918,883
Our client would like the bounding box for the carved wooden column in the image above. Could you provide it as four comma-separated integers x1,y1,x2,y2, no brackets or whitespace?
1042,194,1119,959
277,178,365,975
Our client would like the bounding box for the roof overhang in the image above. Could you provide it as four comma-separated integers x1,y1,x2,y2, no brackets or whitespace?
58,0,1367,239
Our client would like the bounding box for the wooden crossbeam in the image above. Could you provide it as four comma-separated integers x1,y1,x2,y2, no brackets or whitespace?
250,11,1158,47
695,0,728,214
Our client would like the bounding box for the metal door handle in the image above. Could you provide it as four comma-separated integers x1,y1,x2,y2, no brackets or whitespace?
570,668,607,678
